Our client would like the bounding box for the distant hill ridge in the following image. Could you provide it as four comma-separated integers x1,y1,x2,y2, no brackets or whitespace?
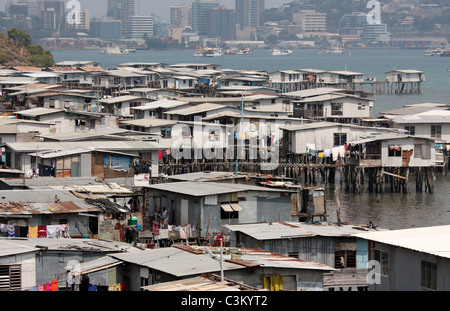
0,28,54,68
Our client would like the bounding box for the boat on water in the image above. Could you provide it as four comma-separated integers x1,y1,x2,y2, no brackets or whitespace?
424,47,443,56
270,48,293,56
226,47,252,55
329,46,345,54
194,45,223,57
101,47,129,55
441,50,450,57
319,47,345,54
204,47,224,57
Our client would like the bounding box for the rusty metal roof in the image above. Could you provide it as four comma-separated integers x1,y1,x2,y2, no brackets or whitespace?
0,201,101,216
195,246,335,271
0,189,102,216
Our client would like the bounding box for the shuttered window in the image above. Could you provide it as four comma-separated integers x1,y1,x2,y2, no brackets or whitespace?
334,250,356,269
0,264,21,291
421,260,437,290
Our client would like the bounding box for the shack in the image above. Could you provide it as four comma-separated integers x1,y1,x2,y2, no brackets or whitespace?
225,221,381,291
110,245,335,291
355,225,450,291
0,238,131,291
144,181,295,238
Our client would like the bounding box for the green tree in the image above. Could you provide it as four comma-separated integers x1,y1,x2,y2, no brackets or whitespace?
30,50,55,67
7,28,31,47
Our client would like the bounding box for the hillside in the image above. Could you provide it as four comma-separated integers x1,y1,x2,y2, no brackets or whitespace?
0,29,54,68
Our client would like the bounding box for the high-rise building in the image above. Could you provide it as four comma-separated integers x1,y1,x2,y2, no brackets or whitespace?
208,6,236,41
90,18,122,41
192,0,219,35
362,23,391,44
235,0,264,28
107,0,136,34
7,0,40,17
5,2,28,16
293,10,327,33
170,4,192,28
66,8,90,31
38,0,65,31
125,15,154,40
339,12,367,35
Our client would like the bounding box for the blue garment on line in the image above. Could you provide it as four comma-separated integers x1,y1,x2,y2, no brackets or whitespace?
7,225,15,237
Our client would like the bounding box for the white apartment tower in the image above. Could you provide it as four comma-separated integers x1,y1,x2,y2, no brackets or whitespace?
293,10,327,33
65,8,90,31
125,15,154,39
170,4,192,28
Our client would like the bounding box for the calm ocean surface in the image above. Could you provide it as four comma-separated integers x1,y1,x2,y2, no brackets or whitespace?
52,48,450,230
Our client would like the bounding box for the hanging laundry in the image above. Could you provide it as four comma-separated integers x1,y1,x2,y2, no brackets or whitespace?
179,226,187,239
108,283,121,291
7,225,15,237
339,146,346,158
152,221,159,236
159,229,169,239
28,226,38,238
323,149,332,158
56,224,67,238
51,278,59,291
0,224,7,233
46,225,57,238
38,226,47,238
332,147,339,162
19,226,28,238
158,151,163,160
318,152,324,158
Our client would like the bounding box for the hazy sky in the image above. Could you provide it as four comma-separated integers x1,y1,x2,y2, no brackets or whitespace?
1,0,290,20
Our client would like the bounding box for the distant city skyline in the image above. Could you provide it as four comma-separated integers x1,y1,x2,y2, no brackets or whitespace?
0,0,289,20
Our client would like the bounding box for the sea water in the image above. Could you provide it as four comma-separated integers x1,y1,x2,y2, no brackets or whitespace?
51,47,450,229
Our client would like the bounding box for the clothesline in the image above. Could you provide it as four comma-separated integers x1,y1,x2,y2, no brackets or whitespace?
151,222,196,240
28,277,59,292
0,223,70,238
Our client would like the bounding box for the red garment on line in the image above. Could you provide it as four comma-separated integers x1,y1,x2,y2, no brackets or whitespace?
38,226,47,238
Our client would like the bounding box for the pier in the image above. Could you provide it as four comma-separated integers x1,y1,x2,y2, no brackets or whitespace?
155,154,445,195
269,81,422,95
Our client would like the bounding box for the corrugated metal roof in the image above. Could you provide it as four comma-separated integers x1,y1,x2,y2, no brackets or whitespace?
6,140,163,152
71,256,123,276
0,239,132,258
281,87,345,97
165,103,225,115
354,225,450,259
297,94,347,103
100,95,146,104
225,221,380,240
131,99,187,111
222,248,335,271
384,69,423,74
145,181,290,196
168,172,247,182
0,189,102,216
328,70,364,76
15,108,65,117
119,118,178,128
110,247,245,277
142,276,252,291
